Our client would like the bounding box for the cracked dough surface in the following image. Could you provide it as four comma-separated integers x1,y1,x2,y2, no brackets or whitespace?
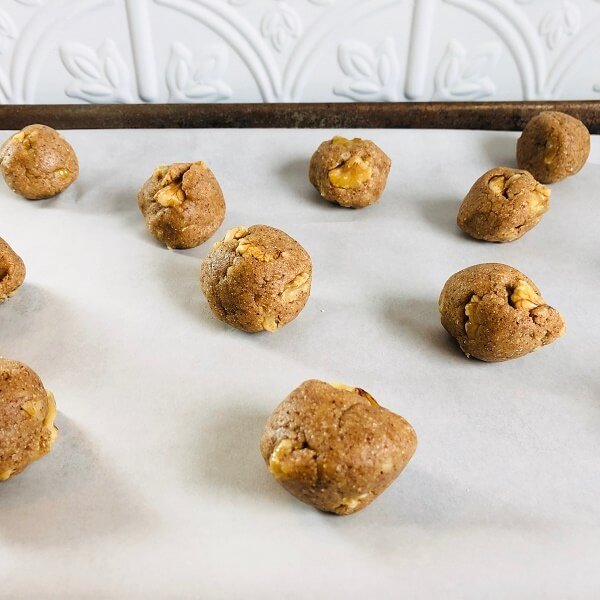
457,167,550,242
0,237,25,302
200,225,311,332
138,161,225,249
0,358,57,482
517,111,590,184
308,136,391,208
439,263,565,362
260,380,417,515
0,124,79,200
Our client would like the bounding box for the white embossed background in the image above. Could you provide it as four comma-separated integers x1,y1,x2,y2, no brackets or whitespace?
0,0,599,104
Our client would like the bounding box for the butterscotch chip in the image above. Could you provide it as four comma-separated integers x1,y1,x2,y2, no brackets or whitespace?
260,380,417,515
457,167,550,242
0,358,57,482
0,124,79,199
137,162,225,249
517,111,590,184
0,237,25,302
439,263,565,362
308,136,391,208
200,225,312,333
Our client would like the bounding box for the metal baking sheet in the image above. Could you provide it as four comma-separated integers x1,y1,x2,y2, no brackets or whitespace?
1,128,599,599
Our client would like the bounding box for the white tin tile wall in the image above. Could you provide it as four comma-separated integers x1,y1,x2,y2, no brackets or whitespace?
0,0,599,104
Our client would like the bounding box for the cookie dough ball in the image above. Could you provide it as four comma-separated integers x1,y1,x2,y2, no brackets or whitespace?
0,124,79,199
457,167,550,242
517,111,590,184
137,162,225,249
0,358,57,481
260,380,417,515
439,263,565,362
201,225,311,332
308,136,391,208
0,237,25,302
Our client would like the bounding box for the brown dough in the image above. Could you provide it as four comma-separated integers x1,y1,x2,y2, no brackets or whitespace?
260,380,417,515
308,136,391,208
0,237,25,302
201,225,311,333
0,358,57,481
0,124,79,200
517,111,590,184
137,162,226,249
457,167,550,242
439,263,565,362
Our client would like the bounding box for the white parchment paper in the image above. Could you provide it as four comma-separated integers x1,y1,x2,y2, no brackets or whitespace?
0,128,599,599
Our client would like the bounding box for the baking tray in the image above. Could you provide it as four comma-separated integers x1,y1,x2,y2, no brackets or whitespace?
0,103,599,599
1,101,600,132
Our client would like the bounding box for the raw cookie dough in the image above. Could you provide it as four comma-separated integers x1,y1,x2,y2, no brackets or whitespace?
308,136,391,208
0,237,25,302
0,358,57,481
201,225,311,332
457,167,550,242
137,162,225,249
0,124,79,199
517,111,590,184
260,380,417,515
439,263,565,362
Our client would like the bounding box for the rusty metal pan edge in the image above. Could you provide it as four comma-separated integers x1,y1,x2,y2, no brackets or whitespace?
0,102,599,132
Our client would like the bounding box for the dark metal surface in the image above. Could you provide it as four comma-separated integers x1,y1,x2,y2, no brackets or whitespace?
0,102,599,132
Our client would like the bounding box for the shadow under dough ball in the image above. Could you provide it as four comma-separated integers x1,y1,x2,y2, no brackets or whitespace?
138,162,225,249
308,136,391,208
201,225,312,333
0,124,79,199
0,358,57,482
439,263,565,362
457,167,550,242
260,380,417,515
517,111,590,184
0,237,25,302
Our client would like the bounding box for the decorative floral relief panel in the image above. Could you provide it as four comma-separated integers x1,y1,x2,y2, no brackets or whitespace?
0,0,599,103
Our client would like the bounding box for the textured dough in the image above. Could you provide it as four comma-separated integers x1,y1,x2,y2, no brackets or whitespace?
308,136,391,208
457,167,550,242
439,263,565,362
0,124,79,200
0,237,25,302
517,111,590,184
260,380,417,515
138,162,226,249
0,358,57,481
201,225,311,332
